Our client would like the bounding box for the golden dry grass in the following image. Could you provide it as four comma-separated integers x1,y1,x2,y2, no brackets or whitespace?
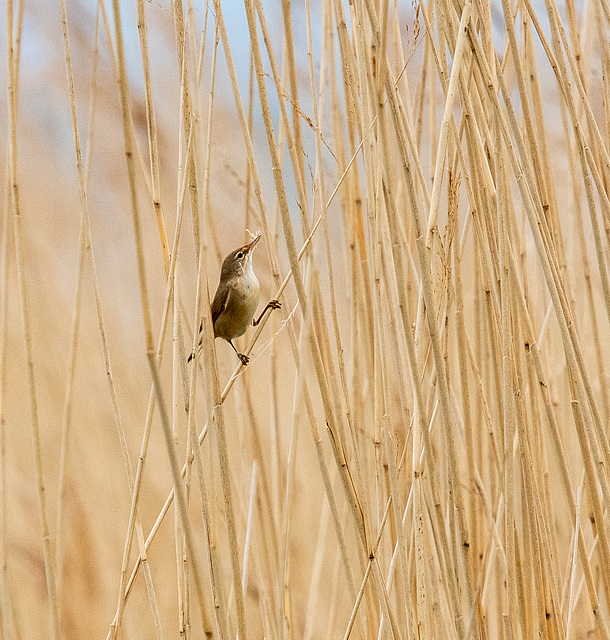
2,0,610,638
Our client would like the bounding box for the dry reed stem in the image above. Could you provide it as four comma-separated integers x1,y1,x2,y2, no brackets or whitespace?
107,117,193,629
7,0,60,636
59,3,168,637
136,0,170,273
172,0,202,260
0,143,12,640
109,0,210,634
172,284,187,637
383,6,477,635
55,7,99,603
185,250,224,639
496,119,517,636
185,20,248,634
110,0,153,351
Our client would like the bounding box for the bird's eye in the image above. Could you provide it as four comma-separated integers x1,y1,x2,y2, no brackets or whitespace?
236,251,244,259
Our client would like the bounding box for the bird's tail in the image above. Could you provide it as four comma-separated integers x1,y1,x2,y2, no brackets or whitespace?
187,321,204,363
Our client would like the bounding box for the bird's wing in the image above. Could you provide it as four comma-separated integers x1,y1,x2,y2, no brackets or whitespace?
211,285,231,325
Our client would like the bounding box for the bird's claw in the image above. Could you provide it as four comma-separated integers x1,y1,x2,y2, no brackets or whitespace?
237,353,250,366
253,299,282,326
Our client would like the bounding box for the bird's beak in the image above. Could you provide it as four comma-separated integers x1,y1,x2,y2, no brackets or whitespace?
246,235,261,253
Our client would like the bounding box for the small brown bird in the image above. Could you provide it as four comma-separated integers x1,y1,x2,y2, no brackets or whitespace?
188,235,281,365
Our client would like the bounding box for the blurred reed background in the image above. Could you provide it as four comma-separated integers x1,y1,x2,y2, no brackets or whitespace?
1,0,610,638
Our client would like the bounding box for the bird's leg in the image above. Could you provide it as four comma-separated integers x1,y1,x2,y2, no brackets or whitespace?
253,299,282,326
228,340,250,366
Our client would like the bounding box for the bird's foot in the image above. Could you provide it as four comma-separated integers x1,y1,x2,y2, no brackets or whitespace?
253,300,282,326
237,353,250,366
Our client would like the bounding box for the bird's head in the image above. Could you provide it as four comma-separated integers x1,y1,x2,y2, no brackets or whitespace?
221,234,261,278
